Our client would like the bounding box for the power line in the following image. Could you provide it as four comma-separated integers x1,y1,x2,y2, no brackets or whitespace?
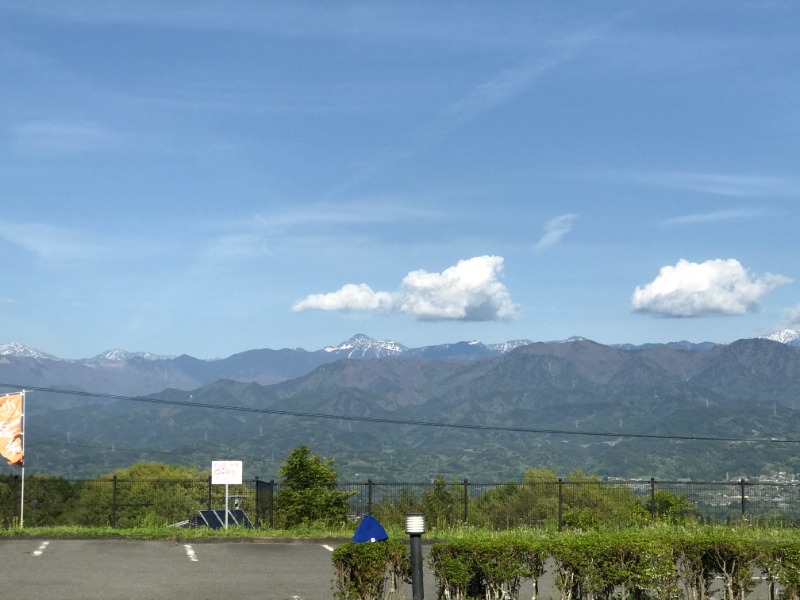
3,381,799,445
33,437,188,457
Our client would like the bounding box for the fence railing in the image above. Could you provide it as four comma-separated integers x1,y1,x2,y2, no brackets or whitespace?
3,475,800,529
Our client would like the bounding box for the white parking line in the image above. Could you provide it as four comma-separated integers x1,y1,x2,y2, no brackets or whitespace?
322,544,335,552
184,544,198,562
32,541,50,557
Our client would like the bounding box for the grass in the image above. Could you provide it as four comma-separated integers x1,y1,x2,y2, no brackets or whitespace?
5,520,793,542
0,523,356,540
0,521,513,541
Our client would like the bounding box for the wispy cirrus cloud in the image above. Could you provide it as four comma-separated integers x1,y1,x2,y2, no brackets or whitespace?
13,120,123,154
0,2,589,47
198,232,274,263
623,170,800,197
422,59,561,146
535,213,576,250
343,30,602,183
419,32,599,149
632,258,791,318
293,255,520,322
256,200,444,231
0,221,156,262
662,207,770,225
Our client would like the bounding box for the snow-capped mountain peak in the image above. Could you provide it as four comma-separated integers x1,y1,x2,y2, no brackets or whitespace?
91,349,173,362
760,329,800,345
323,334,407,358
0,342,60,361
559,336,591,343
487,339,534,352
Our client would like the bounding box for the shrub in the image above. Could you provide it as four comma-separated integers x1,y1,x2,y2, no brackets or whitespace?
332,539,409,600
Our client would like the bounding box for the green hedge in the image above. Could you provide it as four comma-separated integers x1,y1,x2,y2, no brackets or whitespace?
429,536,548,600
427,528,800,600
332,539,409,600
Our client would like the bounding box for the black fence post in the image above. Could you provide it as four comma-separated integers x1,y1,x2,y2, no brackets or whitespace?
740,478,746,522
650,477,656,521
367,479,373,516
463,479,469,523
268,479,275,528
254,476,260,528
111,475,117,529
557,478,563,532
207,475,212,510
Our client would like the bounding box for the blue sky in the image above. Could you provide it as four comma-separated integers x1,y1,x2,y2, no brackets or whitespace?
1,1,799,359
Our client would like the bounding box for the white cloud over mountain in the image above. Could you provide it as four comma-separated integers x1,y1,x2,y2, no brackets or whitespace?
292,255,519,322
631,258,791,318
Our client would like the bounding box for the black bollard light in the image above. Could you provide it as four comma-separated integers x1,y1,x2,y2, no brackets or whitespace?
405,513,426,600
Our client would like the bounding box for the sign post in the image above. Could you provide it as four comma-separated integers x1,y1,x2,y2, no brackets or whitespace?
211,460,242,529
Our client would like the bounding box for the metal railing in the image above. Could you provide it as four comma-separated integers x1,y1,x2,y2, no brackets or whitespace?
3,475,800,529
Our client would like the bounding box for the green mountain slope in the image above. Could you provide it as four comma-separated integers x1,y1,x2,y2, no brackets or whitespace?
15,338,800,481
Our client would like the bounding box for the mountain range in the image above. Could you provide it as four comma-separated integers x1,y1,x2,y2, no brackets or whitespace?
0,334,575,396
2,330,800,481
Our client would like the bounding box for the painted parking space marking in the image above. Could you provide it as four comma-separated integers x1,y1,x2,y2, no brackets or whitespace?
32,541,49,557
184,544,198,562
322,544,334,552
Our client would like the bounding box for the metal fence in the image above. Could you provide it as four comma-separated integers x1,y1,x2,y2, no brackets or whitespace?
3,475,800,529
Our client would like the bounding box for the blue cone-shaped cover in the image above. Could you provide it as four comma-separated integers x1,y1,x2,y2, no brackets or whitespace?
352,515,389,543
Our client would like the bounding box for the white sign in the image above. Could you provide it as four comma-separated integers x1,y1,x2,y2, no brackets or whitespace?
211,460,242,485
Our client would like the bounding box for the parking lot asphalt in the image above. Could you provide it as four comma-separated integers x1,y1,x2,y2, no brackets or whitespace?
0,538,438,600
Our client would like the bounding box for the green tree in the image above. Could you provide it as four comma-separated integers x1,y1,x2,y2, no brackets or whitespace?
561,471,647,529
24,474,77,526
69,462,209,527
372,487,417,528
472,468,648,530
0,474,21,526
419,474,459,529
648,488,697,524
275,445,353,527
472,468,560,529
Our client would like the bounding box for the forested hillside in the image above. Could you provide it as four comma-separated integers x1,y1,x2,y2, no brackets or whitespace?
11,338,800,481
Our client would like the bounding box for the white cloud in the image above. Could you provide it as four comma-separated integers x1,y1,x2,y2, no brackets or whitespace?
291,283,395,313
292,255,520,321
535,213,576,250
631,258,791,318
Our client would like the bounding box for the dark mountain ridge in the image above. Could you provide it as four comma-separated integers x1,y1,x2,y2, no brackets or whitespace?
0,333,721,397
13,336,800,481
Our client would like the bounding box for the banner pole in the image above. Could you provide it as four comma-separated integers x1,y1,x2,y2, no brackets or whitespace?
20,390,25,528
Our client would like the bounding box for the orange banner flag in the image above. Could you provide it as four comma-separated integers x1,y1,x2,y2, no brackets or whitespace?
0,393,23,465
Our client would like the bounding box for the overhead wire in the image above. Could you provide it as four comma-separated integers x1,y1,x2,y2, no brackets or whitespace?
3,381,799,445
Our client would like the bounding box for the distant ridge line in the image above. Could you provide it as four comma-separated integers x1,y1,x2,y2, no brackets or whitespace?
5,329,796,362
